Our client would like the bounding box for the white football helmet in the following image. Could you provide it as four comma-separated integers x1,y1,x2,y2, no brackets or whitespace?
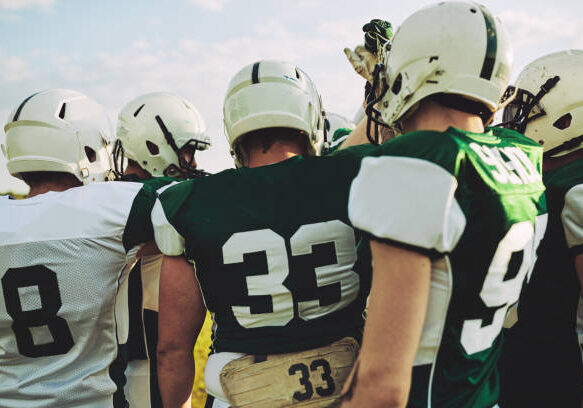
223,60,325,166
502,50,583,157
115,92,211,177
321,112,356,154
2,89,113,185
376,1,513,128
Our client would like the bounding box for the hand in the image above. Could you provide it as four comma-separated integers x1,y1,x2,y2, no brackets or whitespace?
343,45,378,83
343,19,392,83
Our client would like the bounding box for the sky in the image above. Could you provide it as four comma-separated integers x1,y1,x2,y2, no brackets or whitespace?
1,0,582,195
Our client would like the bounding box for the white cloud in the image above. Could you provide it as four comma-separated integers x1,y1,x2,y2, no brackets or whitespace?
0,0,54,9
499,9,583,72
132,40,151,50
187,0,227,12
1,56,32,82
0,16,367,174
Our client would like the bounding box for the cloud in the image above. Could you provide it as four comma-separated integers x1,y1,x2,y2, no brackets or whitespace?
0,16,366,176
132,40,151,51
498,9,583,72
0,0,55,9
1,56,32,82
187,0,227,12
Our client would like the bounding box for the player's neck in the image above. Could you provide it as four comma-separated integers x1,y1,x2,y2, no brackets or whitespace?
28,180,80,198
543,148,583,172
402,100,485,134
246,141,305,168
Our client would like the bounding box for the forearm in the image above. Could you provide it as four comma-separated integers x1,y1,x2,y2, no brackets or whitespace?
341,241,430,408
158,348,194,408
157,255,206,408
338,117,369,149
338,117,395,150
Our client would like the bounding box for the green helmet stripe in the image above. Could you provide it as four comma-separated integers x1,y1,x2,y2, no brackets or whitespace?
12,92,40,122
479,5,497,80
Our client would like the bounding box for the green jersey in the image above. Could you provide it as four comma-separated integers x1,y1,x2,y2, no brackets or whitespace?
152,146,374,354
500,159,583,408
348,127,547,408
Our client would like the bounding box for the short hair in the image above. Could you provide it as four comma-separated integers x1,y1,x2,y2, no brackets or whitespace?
235,127,309,162
19,171,81,188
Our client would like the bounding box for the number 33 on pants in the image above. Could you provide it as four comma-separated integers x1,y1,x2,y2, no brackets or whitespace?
219,337,359,408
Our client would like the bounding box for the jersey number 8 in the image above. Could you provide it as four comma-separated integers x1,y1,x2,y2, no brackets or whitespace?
2,265,74,357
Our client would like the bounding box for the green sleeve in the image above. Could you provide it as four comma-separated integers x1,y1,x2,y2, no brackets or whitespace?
122,185,159,252
151,180,194,256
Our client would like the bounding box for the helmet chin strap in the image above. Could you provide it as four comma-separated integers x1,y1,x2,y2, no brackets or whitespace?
365,64,390,145
155,115,210,178
111,139,126,180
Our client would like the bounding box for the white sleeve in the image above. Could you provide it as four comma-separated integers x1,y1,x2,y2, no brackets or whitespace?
562,184,583,251
151,198,185,256
348,156,466,253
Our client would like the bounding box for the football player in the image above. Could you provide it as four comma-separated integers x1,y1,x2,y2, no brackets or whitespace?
341,2,547,407
152,60,374,408
113,92,212,408
0,89,158,407
499,50,583,408
321,112,356,155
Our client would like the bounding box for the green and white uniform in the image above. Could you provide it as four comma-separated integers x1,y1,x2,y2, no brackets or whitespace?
500,159,583,408
0,182,157,408
151,147,374,403
118,176,177,408
326,128,353,155
348,127,547,408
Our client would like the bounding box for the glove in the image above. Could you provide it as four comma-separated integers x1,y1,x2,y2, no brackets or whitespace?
363,19,393,54
343,45,378,83
343,19,393,83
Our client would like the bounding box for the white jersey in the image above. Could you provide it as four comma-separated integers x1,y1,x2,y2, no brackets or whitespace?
0,182,155,408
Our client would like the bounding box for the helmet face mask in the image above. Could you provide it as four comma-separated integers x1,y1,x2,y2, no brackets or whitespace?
501,77,560,134
115,92,211,178
501,50,583,158
3,89,113,185
223,60,325,167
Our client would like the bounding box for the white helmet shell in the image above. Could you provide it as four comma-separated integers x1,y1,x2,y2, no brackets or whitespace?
379,1,513,127
3,89,113,185
116,92,210,177
223,60,325,166
510,50,583,157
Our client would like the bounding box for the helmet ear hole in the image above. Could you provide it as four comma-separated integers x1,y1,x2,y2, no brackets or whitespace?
553,113,572,130
391,74,402,95
146,140,160,155
84,146,97,163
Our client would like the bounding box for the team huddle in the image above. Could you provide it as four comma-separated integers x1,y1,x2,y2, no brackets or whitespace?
0,1,582,407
